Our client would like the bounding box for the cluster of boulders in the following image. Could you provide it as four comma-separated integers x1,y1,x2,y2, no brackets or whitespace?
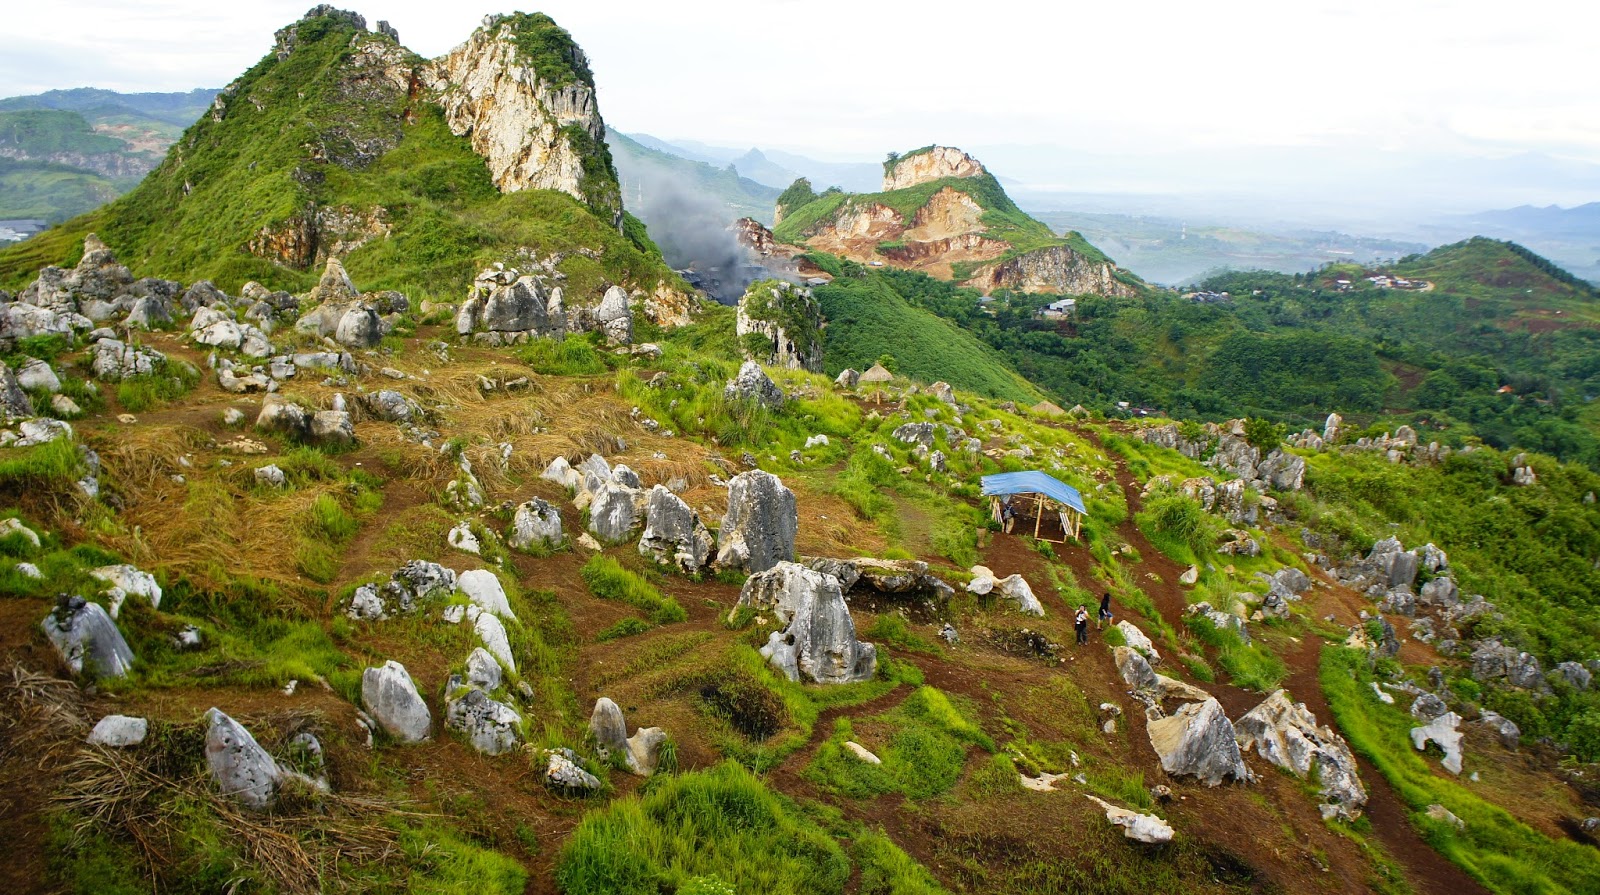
455,264,633,347
805,556,956,608
589,697,669,775
204,708,328,809
966,566,1044,616
1108,620,1367,814
1138,419,1306,494
1141,474,1265,527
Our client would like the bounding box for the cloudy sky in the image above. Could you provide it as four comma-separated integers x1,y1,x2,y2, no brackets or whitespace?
4,0,1598,209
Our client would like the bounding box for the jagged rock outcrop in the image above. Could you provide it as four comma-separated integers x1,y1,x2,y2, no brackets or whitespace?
508,498,563,550
807,557,954,602
638,485,713,572
882,147,987,190
444,681,522,755
346,560,457,620
426,13,620,221
716,470,797,573
967,244,1139,298
89,339,165,380
735,280,823,372
1147,698,1250,786
294,257,386,348
723,360,786,410
1235,690,1366,820
757,562,876,683
362,660,432,743
736,561,827,624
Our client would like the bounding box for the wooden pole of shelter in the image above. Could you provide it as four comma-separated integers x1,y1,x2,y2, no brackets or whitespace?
1034,493,1044,539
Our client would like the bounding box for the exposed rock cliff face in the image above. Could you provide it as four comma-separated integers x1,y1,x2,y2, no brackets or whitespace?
780,145,1138,297
883,146,986,191
246,205,392,270
969,245,1138,298
736,280,823,372
426,14,621,223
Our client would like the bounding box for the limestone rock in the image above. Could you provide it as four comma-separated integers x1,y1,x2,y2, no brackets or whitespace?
1477,710,1520,749
737,561,830,624
87,714,148,747
735,280,823,372
1115,646,1158,691
470,607,516,674
637,485,713,572
589,697,628,756
1085,795,1174,844
205,708,282,809
1409,711,1464,775
255,394,309,437
15,358,60,394
444,681,522,755
310,410,355,444
361,389,420,423
1234,690,1366,820
88,564,162,613
588,479,643,543
41,596,134,678
716,470,797,574
446,653,496,698
346,560,457,620
88,338,164,380
542,747,602,792
757,562,876,684
995,574,1044,616
541,456,581,490
1117,621,1159,662
362,660,432,743
508,497,563,550
723,360,786,410
458,569,515,621
845,741,882,764
883,146,986,190
426,14,620,217
1146,697,1250,786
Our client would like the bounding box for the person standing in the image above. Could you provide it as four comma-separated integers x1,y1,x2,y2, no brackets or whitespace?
1074,604,1090,645
1098,591,1113,629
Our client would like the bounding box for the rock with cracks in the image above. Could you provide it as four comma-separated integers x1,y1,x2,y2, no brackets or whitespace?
1235,690,1367,820
1146,697,1250,786
638,485,714,572
716,470,798,574
508,498,563,550
757,562,876,684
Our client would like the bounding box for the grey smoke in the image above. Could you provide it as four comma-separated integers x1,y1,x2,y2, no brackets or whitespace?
617,162,767,304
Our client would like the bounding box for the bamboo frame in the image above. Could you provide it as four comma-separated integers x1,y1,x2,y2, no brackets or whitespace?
991,493,1082,543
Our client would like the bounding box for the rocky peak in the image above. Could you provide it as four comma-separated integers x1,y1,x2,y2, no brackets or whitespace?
882,146,986,191
425,13,621,223
274,6,371,60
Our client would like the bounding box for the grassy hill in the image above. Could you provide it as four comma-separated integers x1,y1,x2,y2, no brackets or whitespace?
804,256,1042,403
772,149,1142,297
0,12,679,302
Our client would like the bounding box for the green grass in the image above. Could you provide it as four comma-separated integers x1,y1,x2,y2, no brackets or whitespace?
555,761,850,895
1320,646,1600,894
596,617,652,642
804,687,993,800
852,830,953,895
1185,614,1286,692
114,359,200,412
580,555,687,624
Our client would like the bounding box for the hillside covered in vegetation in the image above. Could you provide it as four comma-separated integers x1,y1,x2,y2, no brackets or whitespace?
1,8,1598,895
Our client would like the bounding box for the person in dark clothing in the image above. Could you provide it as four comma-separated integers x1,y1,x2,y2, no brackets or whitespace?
1098,591,1113,629
1074,605,1090,645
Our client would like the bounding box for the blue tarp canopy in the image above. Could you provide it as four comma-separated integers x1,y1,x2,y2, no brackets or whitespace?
981,471,1087,516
